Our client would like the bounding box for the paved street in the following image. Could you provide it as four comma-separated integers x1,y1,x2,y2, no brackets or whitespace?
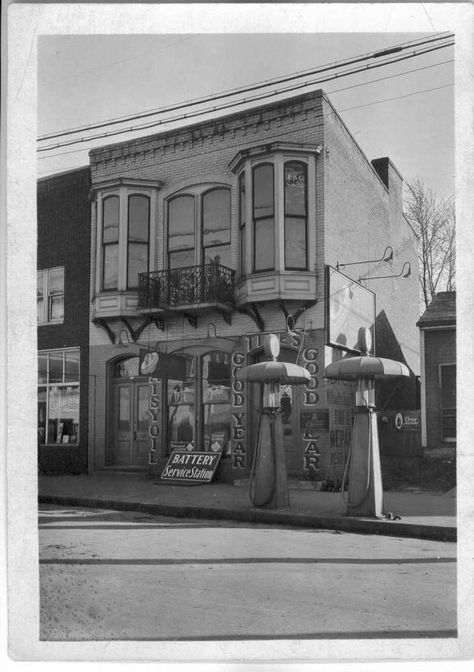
39,504,457,641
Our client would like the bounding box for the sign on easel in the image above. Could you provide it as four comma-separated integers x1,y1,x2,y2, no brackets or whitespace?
161,451,221,483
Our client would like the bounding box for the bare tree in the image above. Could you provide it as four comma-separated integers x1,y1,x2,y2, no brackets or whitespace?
404,179,456,310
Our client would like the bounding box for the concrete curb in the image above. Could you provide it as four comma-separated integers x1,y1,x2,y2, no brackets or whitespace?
38,495,456,542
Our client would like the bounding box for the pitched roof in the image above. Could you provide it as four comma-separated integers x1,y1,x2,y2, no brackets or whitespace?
417,291,456,328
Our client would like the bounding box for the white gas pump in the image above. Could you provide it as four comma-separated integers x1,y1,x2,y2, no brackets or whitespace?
325,327,409,518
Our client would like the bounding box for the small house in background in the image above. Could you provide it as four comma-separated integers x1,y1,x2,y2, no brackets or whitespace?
417,291,456,457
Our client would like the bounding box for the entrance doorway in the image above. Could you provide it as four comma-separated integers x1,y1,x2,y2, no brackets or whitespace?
111,357,149,466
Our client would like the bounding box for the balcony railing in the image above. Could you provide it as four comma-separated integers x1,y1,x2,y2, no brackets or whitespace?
138,263,235,313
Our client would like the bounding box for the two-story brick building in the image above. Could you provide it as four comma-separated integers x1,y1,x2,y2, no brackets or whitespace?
84,89,419,484
37,166,91,473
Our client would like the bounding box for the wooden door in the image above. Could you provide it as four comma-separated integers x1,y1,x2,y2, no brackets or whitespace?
112,380,149,466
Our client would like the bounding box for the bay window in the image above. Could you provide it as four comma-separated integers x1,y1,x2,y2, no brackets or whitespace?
93,178,160,297
230,143,317,281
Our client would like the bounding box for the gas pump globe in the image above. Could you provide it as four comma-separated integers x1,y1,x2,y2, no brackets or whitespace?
325,327,410,518
237,334,310,509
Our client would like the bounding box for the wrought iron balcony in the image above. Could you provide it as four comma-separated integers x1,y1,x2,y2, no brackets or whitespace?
138,264,235,315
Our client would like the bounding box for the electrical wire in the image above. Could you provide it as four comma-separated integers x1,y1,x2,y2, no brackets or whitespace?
37,34,454,147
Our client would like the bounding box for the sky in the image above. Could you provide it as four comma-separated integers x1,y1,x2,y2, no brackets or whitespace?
37,32,454,201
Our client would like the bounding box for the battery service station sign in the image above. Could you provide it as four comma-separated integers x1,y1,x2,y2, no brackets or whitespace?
161,451,221,483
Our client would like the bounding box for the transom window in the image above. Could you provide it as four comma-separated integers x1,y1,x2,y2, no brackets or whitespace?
37,267,64,324
167,186,231,269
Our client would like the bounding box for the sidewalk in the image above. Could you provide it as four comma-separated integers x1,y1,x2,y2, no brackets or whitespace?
38,473,456,541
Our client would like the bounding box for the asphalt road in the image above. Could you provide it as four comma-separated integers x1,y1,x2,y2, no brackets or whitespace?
39,504,457,641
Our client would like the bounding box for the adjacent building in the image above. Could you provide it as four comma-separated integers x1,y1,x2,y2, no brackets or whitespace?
37,166,91,473
83,89,420,483
417,291,456,456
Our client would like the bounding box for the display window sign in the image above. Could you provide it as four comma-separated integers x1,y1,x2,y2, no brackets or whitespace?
169,441,195,452
161,451,221,483
139,349,187,379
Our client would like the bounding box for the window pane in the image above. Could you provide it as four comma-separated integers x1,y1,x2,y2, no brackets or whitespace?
169,249,195,269
128,195,149,242
65,350,80,382
239,173,246,226
49,295,64,321
118,386,131,429
103,196,119,243
38,354,48,384
49,267,64,294
49,352,64,383
137,386,149,431
48,385,80,443
38,387,47,445
285,162,307,216
253,164,274,219
37,298,44,323
128,242,148,288
103,243,119,290
285,216,307,269
202,353,231,401
168,195,195,252
37,271,44,298
202,189,230,248
203,244,231,267
239,174,246,276
254,218,275,271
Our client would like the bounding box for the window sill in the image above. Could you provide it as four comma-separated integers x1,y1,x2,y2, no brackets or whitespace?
235,270,317,306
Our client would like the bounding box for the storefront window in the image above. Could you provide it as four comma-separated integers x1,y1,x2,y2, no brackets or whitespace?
38,349,80,445
202,352,231,454
167,355,195,447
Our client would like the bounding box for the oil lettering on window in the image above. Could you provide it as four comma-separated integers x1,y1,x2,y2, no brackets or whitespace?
147,377,160,464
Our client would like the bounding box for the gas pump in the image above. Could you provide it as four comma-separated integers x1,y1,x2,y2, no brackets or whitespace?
324,327,409,518
237,334,311,509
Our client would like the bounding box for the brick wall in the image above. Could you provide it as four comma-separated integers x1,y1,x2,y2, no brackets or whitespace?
37,166,91,473
424,328,456,448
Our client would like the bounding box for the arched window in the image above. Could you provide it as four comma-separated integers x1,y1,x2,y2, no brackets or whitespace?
284,161,308,270
166,186,232,269
253,163,275,272
202,188,231,267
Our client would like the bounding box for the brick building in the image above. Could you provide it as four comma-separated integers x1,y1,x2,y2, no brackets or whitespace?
37,166,91,473
82,89,420,484
417,291,456,455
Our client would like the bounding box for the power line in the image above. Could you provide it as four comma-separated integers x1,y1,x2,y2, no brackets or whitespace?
37,68,453,167
37,40,454,153
38,33,454,144
339,82,452,113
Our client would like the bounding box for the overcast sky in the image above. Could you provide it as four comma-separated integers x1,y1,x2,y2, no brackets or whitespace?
38,32,454,200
